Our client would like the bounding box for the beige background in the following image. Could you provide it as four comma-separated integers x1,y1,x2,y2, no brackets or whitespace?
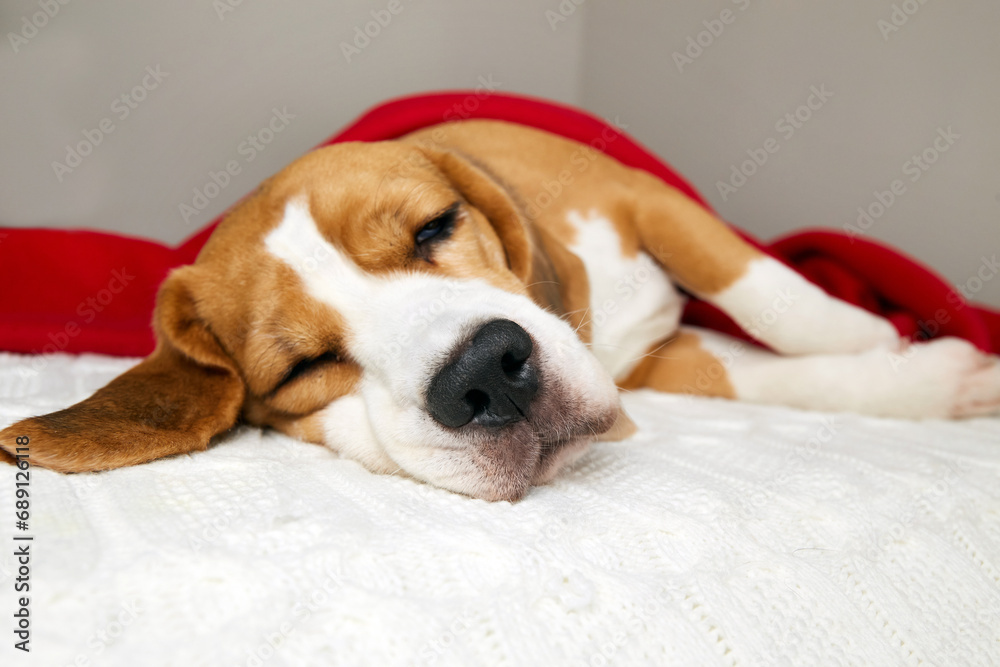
2,0,998,306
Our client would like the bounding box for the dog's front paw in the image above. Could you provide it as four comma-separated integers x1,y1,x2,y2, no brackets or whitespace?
888,337,1000,419
949,346,1000,418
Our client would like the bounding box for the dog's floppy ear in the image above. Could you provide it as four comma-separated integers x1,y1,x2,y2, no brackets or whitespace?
0,267,245,472
421,147,533,282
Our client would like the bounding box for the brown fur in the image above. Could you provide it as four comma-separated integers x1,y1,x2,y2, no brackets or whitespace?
619,332,736,398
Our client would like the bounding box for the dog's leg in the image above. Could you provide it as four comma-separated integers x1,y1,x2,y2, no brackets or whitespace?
629,172,900,355
621,327,1000,419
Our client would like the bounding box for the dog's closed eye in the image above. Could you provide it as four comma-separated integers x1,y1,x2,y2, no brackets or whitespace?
414,202,461,248
275,350,341,391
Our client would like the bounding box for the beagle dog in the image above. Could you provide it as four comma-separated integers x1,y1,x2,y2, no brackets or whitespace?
2,120,999,500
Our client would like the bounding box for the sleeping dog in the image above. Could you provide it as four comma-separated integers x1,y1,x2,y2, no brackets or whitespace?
2,120,998,500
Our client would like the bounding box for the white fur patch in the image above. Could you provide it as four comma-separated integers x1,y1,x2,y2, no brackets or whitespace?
710,257,899,355
265,197,374,317
566,209,683,379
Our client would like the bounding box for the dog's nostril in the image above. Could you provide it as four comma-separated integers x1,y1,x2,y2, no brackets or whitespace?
465,389,490,417
500,351,526,377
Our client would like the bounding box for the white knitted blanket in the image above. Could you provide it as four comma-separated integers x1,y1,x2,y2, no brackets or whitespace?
1,352,998,667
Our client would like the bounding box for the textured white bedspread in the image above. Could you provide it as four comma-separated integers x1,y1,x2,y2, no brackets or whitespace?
1,352,998,667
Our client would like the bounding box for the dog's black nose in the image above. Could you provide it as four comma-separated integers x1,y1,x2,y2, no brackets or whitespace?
426,319,539,429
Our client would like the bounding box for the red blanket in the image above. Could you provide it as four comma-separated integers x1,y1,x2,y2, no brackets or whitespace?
2,91,997,357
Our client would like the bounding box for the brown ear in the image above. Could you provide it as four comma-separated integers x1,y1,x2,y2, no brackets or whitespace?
421,148,533,282
0,267,245,472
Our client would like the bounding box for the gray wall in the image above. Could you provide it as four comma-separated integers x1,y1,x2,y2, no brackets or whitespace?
0,0,585,243
2,1,997,306
579,1,1000,307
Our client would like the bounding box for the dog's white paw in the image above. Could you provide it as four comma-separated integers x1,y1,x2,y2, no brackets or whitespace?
886,337,1000,419
950,348,1000,418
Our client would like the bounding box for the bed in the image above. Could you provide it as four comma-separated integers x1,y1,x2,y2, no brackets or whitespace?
2,92,999,666
2,351,998,666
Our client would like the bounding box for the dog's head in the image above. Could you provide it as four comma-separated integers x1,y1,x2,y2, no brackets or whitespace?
1,141,631,500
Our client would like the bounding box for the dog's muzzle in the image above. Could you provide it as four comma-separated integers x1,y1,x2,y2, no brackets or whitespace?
426,319,540,429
